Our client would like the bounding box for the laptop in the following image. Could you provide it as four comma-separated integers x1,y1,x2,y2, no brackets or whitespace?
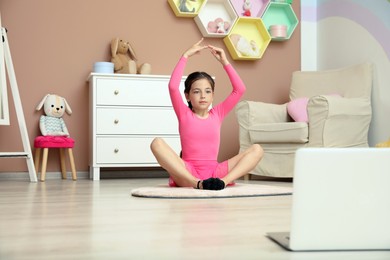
267,147,390,251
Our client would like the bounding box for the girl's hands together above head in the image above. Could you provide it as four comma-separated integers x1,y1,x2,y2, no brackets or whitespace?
183,38,208,58
208,45,230,66
182,39,230,66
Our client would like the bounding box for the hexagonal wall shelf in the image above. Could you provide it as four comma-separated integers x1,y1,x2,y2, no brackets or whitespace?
168,0,207,17
194,0,238,38
229,0,270,18
261,2,298,41
223,17,271,60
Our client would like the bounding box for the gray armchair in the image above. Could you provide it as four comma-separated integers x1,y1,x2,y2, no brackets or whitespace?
235,63,373,178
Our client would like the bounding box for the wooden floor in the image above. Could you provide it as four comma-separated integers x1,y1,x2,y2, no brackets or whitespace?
0,177,389,260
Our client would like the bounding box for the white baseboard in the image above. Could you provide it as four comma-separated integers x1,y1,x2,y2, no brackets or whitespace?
0,171,89,181
0,169,168,181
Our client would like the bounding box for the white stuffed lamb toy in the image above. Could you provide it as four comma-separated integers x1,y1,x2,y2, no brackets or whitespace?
36,94,72,136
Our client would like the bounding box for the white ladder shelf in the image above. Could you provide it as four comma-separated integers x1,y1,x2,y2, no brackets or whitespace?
1,23,37,182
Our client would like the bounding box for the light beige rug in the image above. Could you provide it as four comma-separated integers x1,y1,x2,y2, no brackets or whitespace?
131,183,293,199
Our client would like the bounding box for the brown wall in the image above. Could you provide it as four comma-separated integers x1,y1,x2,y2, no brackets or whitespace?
0,1,300,173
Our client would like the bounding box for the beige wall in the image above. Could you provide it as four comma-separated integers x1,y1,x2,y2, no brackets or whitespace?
0,1,300,173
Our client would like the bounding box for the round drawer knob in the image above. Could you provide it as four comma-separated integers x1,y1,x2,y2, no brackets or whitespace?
114,148,119,153
114,90,119,95
114,119,119,124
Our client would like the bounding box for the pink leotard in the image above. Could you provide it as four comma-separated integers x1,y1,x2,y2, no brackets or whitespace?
169,56,246,165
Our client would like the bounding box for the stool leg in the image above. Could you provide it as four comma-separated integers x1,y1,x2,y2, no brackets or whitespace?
34,148,41,176
41,148,49,182
68,148,77,181
59,148,67,179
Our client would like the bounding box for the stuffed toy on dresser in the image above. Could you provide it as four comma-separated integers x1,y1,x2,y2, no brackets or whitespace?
111,37,152,74
36,94,72,136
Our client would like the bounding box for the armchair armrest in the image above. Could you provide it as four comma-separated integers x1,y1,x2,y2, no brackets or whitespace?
235,100,290,128
236,100,307,146
307,95,371,147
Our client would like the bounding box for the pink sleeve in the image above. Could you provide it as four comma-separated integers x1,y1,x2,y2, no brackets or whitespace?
213,64,246,118
168,56,188,117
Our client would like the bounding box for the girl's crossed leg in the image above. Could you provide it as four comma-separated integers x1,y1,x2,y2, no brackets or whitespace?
224,144,263,185
150,137,198,188
150,137,263,190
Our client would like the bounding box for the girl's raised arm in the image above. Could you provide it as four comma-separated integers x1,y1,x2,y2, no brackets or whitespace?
208,45,230,66
183,38,208,59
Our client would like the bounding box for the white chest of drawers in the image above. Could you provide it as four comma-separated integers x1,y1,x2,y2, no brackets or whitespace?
88,73,184,180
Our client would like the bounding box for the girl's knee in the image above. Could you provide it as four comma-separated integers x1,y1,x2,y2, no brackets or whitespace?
150,137,164,151
251,144,264,158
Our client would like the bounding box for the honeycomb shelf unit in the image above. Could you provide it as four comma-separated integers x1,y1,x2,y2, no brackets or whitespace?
261,2,298,41
223,17,271,60
194,0,238,38
168,0,299,61
229,0,271,18
168,0,207,17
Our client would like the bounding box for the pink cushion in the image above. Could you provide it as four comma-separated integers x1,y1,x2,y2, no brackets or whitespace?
287,97,309,122
287,94,342,122
34,136,75,148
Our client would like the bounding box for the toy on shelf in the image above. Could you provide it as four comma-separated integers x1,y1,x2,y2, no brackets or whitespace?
36,94,72,136
223,17,271,60
243,0,252,16
230,0,270,18
230,34,260,57
207,17,231,33
194,0,237,38
269,24,287,38
179,0,198,13
168,0,205,17
111,38,152,74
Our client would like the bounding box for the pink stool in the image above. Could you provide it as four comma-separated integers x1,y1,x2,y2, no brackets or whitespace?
34,136,77,182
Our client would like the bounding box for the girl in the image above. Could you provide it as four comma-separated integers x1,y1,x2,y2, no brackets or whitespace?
150,39,263,190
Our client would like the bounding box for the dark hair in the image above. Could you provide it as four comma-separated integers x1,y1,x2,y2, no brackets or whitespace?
184,71,215,109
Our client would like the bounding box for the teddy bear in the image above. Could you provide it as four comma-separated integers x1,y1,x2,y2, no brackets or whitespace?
111,38,152,74
207,18,231,34
36,94,72,136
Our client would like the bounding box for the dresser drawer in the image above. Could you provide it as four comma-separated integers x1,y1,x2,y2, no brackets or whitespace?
96,136,181,164
96,107,178,134
96,78,173,106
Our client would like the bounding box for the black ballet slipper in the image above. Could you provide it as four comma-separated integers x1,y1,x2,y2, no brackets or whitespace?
202,178,225,190
213,178,226,190
201,178,214,190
